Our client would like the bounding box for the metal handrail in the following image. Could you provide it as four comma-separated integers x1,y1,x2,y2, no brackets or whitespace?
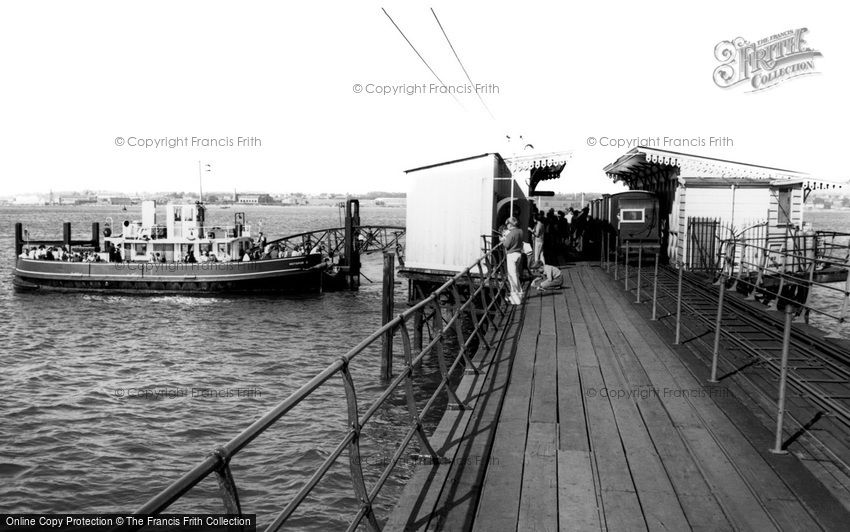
129,245,509,530
717,236,850,323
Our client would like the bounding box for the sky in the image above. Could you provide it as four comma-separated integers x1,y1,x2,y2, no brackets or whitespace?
0,1,847,196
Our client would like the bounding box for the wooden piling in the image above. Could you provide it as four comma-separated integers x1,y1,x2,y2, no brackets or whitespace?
381,252,395,380
91,222,101,251
14,223,24,256
63,222,72,250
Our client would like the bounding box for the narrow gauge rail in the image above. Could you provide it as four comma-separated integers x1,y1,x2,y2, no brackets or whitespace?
125,246,510,531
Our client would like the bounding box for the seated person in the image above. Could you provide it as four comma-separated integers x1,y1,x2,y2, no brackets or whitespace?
531,264,564,291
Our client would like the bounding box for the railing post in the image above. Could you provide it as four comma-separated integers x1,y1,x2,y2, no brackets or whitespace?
625,241,630,291
381,252,395,380
339,361,381,529
842,255,850,322
770,304,795,455
606,232,611,272
614,238,619,280
651,249,659,320
636,245,643,303
211,448,242,515
709,273,727,383
768,249,787,311
674,261,684,345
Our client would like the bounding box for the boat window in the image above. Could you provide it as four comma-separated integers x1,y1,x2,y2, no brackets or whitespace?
134,243,147,256
217,243,227,255
620,208,645,223
174,208,181,221
183,206,194,221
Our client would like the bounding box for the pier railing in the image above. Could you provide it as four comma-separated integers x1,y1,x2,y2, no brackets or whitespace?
130,246,509,530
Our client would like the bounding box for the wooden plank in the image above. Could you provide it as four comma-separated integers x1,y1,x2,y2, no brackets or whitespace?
586,281,821,531
581,268,781,530
592,269,850,530
557,450,602,531
679,426,779,531
540,292,557,336
554,289,575,348
579,365,645,530
518,422,558,532
576,267,692,531
473,300,541,531
530,334,557,423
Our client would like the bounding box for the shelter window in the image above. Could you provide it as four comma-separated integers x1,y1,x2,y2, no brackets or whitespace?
620,208,645,223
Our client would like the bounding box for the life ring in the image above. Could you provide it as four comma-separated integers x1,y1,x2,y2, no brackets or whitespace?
187,228,196,240
103,228,112,237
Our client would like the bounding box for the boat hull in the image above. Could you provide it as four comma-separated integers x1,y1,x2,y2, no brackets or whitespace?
13,255,325,294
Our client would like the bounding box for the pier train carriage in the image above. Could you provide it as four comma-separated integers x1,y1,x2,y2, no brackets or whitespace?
590,190,661,252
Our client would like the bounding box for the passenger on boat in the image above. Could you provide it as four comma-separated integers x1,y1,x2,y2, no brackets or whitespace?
242,250,252,262
205,251,217,263
184,249,197,263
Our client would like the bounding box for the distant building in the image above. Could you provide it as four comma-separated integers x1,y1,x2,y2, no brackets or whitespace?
14,195,43,205
236,193,274,204
374,197,406,207
101,196,133,205
59,195,97,205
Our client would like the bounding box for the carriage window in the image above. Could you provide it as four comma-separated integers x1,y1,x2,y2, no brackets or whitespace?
620,209,645,223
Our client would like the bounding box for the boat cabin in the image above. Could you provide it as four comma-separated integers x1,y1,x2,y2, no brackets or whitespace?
104,200,255,262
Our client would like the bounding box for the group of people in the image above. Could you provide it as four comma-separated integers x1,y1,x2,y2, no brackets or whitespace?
500,210,570,306
19,245,103,263
530,205,589,266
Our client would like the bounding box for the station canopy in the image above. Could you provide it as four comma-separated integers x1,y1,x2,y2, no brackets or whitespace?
505,150,573,195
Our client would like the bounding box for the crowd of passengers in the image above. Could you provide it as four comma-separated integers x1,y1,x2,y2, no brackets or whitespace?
19,245,103,262
20,232,326,264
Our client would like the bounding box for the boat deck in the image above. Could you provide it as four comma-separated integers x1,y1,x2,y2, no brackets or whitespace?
387,262,850,531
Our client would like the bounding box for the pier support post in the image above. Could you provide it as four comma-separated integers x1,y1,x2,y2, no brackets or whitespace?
15,223,24,256
63,222,72,250
674,262,684,345
381,252,395,381
709,274,727,383
770,304,795,455
651,249,659,320
625,241,630,291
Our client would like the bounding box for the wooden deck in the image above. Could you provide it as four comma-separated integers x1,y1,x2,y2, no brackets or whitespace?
387,262,850,531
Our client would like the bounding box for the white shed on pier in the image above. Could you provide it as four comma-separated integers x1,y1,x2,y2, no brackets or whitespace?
403,151,572,276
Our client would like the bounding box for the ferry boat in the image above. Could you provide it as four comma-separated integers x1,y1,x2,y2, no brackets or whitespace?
13,201,326,294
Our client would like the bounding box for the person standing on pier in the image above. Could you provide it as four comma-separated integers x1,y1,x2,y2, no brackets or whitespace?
502,217,524,305
532,212,545,268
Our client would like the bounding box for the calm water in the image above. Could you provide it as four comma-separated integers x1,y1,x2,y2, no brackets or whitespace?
803,210,850,338
0,205,444,530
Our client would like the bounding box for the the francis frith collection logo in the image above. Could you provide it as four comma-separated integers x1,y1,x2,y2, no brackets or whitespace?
713,28,822,92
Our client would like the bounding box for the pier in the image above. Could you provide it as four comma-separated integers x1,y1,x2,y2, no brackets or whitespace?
386,259,850,531
128,247,850,530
